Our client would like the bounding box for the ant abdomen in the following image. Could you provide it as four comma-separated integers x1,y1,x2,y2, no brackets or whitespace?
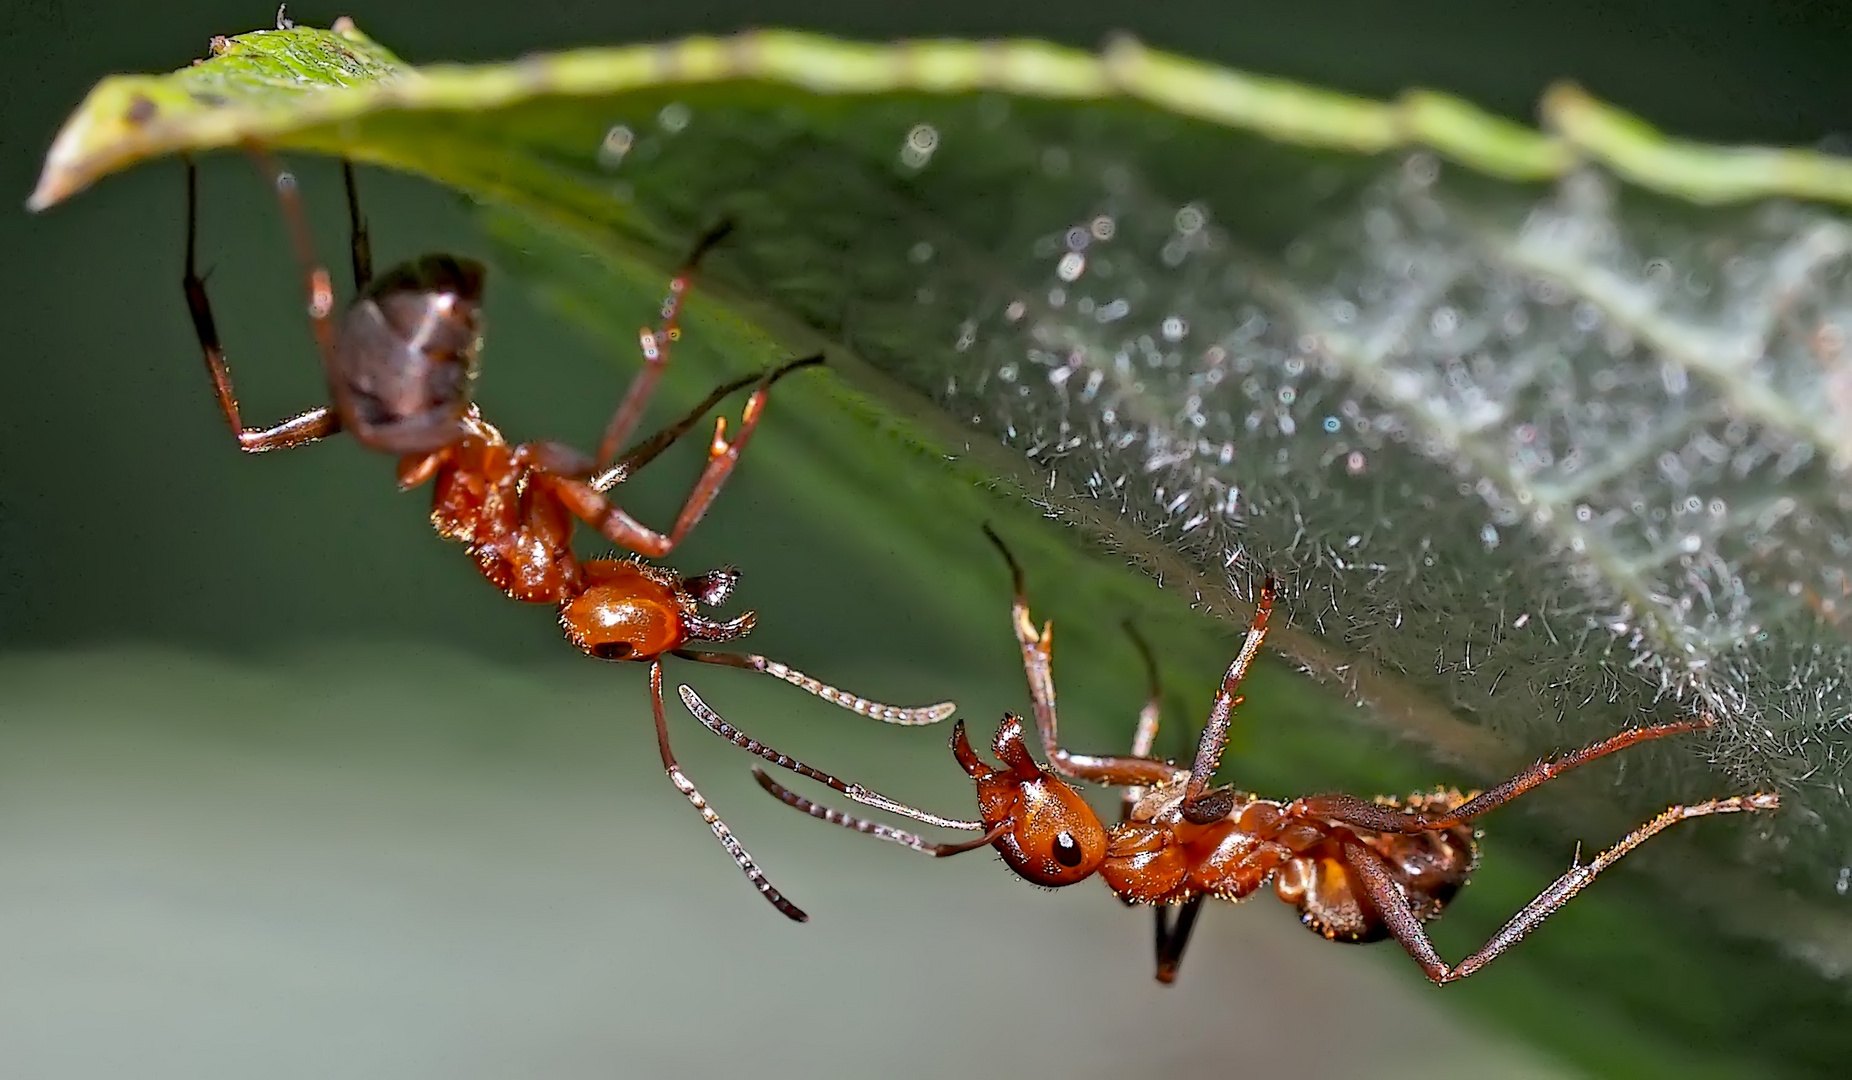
1275,791,1478,943
334,254,486,454
1274,847,1390,942
1365,790,1479,908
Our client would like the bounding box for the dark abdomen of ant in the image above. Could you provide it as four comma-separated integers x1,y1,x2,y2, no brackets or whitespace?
1274,792,1478,943
333,254,485,454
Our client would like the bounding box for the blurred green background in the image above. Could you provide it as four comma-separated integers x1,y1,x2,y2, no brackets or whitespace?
4,2,1849,1078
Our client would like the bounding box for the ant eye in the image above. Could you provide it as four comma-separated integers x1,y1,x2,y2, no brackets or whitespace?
1052,830,1084,867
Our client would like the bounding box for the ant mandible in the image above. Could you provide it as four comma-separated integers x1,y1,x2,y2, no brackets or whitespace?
722,526,1780,981
178,150,954,920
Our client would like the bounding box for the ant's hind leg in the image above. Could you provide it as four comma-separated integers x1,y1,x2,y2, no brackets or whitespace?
342,160,371,291
1289,718,1716,835
1342,792,1777,983
180,159,336,453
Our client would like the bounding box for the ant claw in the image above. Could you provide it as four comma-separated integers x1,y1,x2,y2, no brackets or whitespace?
681,567,741,608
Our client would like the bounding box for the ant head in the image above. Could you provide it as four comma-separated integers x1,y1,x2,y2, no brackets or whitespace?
334,254,487,454
951,716,1106,887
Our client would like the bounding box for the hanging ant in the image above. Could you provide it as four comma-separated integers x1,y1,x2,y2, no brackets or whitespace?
177,150,955,920
711,526,1779,981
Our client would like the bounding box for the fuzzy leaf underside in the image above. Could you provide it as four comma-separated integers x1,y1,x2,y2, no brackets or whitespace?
31,22,1852,1070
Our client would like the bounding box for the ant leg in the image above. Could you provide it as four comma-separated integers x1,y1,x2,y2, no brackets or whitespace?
1343,792,1779,984
1290,718,1716,834
1179,578,1277,820
1119,619,1165,823
245,147,347,390
647,661,808,922
1120,623,1203,968
1153,896,1206,984
754,768,1010,855
675,649,954,726
982,525,1186,789
677,683,977,828
515,364,757,486
181,159,337,453
596,219,737,467
342,160,372,292
591,369,762,486
553,356,822,558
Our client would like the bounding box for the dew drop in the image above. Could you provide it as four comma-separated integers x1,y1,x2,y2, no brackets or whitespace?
900,123,940,169
657,102,691,133
597,125,635,167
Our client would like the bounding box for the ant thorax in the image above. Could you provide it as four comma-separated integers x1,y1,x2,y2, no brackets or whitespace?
1122,780,1243,827
1104,786,1322,906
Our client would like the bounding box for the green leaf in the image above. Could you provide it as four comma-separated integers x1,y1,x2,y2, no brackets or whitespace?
32,21,1852,1077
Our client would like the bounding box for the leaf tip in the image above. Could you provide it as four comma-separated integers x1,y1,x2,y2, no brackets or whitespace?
1537,80,1593,132
27,110,100,212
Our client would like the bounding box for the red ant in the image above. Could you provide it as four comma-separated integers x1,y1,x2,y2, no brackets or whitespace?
177,150,954,920
707,526,1779,981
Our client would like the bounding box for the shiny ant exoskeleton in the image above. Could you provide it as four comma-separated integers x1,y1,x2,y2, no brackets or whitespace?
177,150,955,920
706,527,1780,980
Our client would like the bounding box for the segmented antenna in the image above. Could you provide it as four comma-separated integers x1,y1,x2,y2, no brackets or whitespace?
753,768,1008,856
678,684,981,830
674,650,955,725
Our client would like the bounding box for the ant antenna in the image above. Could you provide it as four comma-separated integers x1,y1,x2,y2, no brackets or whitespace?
649,664,807,921
753,768,1009,856
677,685,977,828
674,652,954,726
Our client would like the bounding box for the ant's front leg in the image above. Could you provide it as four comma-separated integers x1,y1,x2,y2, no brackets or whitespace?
181,160,337,453
596,219,738,468
1177,578,1275,823
982,526,1186,789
